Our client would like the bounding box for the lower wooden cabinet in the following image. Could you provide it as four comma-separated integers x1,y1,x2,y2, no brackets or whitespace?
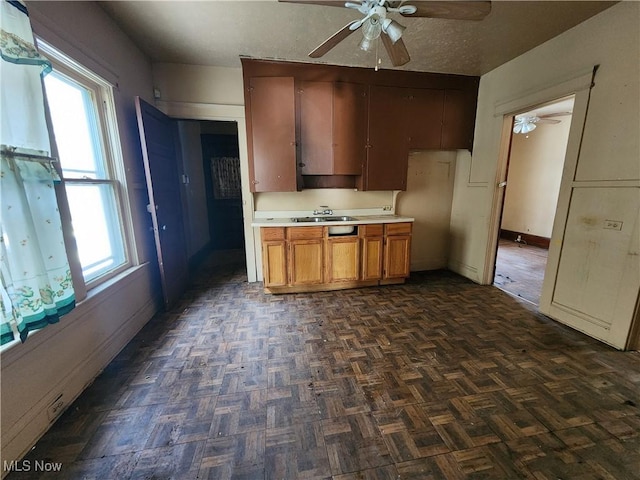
360,224,383,281
384,222,412,279
261,227,287,287
261,222,411,292
289,239,324,285
325,236,360,283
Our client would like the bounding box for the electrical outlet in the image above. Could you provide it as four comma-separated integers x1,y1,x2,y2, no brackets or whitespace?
604,220,623,231
383,205,392,211
47,395,65,421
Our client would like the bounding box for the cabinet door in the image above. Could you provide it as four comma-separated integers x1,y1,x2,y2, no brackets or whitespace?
326,236,360,282
333,82,367,175
366,85,410,190
441,89,475,150
289,239,324,285
299,81,333,175
248,76,297,192
262,241,288,287
384,235,411,279
361,235,383,280
406,88,444,149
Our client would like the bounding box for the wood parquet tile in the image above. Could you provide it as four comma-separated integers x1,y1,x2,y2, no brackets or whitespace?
5,265,640,479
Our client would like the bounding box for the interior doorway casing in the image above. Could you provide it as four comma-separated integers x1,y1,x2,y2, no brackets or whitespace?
485,68,602,329
492,96,573,305
155,101,258,282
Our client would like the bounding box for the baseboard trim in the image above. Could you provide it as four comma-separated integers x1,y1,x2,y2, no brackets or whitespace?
1,296,158,474
500,229,550,249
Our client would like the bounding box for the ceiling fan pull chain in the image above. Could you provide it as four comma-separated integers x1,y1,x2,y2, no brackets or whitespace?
375,36,380,71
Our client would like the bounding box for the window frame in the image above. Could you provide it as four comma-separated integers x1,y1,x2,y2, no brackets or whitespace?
37,39,136,297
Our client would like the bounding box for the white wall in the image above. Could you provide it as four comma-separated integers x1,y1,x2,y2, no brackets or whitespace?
1,1,159,468
449,2,639,348
502,119,571,238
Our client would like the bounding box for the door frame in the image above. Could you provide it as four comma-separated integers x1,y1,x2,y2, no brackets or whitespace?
155,101,258,282
484,68,596,312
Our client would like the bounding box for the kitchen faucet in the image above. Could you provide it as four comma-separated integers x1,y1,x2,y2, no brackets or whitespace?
313,205,333,215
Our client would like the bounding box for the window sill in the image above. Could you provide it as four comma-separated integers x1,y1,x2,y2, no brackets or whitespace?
0,263,155,359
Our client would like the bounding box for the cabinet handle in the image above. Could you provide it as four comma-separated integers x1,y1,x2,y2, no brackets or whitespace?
298,163,306,167
252,180,259,185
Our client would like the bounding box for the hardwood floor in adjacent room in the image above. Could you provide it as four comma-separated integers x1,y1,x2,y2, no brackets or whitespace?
6,259,640,479
494,239,548,305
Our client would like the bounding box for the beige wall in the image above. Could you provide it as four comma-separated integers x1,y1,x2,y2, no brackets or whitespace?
502,118,571,238
397,151,456,270
153,63,244,105
2,1,159,467
254,190,394,212
449,2,639,348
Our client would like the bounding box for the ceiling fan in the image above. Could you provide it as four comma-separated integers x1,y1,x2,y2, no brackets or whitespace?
279,0,492,67
513,112,572,134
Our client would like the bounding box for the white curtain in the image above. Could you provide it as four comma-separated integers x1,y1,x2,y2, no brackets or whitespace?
0,0,75,345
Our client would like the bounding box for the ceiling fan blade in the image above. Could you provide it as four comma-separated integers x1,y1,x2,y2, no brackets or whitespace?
402,1,491,20
539,111,572,118
537,119,562,124
309,22,359,58
381,34,410,67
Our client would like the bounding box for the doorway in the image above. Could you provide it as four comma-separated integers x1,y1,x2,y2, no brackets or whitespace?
493,96,574,305
200,121,245,267
175,119,246,271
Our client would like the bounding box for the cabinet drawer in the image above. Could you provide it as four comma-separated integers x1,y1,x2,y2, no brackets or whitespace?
287,226,324,240
359,224,383,237
262,227,285,241
385,222,412,235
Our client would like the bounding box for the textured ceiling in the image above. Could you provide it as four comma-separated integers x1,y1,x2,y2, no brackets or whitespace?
99,1,616,76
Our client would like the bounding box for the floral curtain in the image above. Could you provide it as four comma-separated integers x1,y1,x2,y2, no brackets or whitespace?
0,0,75,345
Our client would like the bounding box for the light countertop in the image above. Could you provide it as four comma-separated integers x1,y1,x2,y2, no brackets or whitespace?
251,215,414,228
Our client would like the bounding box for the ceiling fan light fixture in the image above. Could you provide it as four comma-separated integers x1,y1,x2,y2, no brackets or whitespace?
360,16,382,51
382,18,405,43
359,36,374,51
362,16,382,41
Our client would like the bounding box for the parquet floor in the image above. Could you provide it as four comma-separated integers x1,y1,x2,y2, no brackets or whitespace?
494,239,548,305
7,259,640,479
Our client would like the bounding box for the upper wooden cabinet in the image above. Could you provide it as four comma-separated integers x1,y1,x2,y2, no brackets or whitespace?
246,76,297,192
333,82,368,175
299,81,367,176
241,59,479,192
405,88,445,150
442,89,476,150
366,85,411,191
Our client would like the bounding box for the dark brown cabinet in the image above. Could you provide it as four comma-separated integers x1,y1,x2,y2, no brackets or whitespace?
406,88,445,149
299,81,367,176
333,82,368,175
365,85,411,191
247,76,297,192
441,89,476,150
242,59,479,192
299,81,332,175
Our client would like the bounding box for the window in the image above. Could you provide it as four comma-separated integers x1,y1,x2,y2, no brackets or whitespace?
39,41,132,290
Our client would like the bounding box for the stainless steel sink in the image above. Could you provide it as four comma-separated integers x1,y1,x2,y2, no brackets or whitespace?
291,216,357,223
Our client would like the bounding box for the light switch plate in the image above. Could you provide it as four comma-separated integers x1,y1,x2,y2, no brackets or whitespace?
604,220,623,230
